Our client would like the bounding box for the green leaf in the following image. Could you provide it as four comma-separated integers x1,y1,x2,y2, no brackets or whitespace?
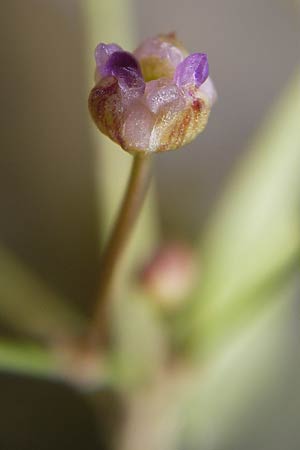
185,68,300,354
181,278,298,449
0,245,86,339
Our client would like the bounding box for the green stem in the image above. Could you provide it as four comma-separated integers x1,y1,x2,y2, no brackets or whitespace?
0,339,108,390
90,154,152,345
0,340,60,380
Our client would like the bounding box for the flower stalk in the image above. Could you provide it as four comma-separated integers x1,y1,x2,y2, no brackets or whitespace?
89,153,152,345
87,33,216,348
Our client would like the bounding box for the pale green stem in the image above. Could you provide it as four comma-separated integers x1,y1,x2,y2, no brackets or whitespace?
89,154,152,345
0,340,61,380
0,339,110,390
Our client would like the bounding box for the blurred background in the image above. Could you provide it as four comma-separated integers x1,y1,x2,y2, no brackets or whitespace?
0,0,299,449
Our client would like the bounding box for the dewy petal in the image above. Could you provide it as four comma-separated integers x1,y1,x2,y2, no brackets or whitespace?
199,76,217,106
103,51,142,79
103,51,145,103
134,34,186,81
134,35,184,67
122,101,155,152
145,78,185,114
95,43,122,76
174,53,209,88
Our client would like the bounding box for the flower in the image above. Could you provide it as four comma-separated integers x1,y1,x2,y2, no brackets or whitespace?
89,33,217,154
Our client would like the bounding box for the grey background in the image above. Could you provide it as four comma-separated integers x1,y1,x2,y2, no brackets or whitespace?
136,0,300,235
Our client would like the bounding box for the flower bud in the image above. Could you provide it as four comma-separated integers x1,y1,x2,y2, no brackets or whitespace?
89,34,217,154
139,242,197,310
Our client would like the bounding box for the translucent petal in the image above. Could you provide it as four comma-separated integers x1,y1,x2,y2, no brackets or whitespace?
174,53,209,88
103,51,145,103
145,78,185,114
95,43,122,76
122,101,155,152
134,34,186,81
199,76,218,106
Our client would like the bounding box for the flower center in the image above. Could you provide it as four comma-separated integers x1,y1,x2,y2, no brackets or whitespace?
139,57,175,82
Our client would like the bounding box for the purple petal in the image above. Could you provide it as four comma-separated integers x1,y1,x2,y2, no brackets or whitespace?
174,53,209,88
103,51,145,100
103,51,141,79
95,43,123,76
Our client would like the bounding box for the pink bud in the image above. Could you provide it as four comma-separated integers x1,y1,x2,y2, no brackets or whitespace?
139,242,197,310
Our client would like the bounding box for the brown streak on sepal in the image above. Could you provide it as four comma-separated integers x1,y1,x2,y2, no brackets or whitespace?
88,77,125,149
151,97,210,152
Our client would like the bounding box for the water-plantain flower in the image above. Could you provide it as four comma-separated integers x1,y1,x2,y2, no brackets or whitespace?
89,33,217,154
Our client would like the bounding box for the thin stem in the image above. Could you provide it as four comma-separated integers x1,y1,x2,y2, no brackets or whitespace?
89,153,152,345
0,340,60,380
0,339,108,390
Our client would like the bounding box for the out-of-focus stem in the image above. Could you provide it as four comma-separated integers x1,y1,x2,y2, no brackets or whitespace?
0,339,108,390
89,154,152,346
0,340,59,379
